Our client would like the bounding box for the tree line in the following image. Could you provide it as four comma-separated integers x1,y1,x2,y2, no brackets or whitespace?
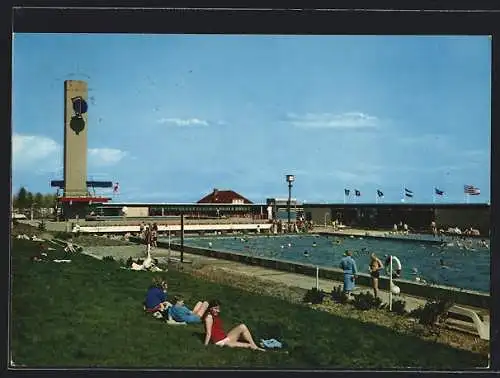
13,187,57,210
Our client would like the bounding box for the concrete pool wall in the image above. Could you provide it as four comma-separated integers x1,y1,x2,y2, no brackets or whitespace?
133,237,490,309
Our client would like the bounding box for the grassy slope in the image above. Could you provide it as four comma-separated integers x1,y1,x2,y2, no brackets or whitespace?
10,239,487,369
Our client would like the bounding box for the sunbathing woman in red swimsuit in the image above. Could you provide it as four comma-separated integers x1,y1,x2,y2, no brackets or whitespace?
203,300,265,351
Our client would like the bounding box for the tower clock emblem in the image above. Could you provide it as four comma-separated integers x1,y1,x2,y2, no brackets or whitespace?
70,96,88,135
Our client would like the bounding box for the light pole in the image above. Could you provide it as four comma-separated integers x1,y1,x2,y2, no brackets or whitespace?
286,174,295,232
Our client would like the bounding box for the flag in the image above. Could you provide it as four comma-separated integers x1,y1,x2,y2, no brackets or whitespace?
344,189,350,196
377,189,384,198
435,188,444,196
113,182,120,193
355,189,361,197
464,185,480,195
404,188,413,198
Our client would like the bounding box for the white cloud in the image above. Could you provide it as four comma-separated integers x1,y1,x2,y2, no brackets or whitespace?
88,148,128,166
12,133,61,172
157,118,209,127
286,112,379,129
13,133,129,172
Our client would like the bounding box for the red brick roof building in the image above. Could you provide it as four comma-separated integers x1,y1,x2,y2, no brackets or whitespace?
197,188,253,204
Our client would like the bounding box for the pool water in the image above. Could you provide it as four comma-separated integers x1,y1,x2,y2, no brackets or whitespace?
162,234,490,293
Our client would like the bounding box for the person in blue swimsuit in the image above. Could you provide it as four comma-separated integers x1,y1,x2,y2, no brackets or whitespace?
170,295,209,324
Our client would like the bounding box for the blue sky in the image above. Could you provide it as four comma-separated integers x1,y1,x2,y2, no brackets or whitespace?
12,34,491,204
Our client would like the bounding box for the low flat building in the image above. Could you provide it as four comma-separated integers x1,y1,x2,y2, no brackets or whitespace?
303,203,490,235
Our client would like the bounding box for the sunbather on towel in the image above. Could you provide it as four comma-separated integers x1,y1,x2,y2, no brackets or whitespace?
203,300,265,351
170,295,208,324
144,276,169,313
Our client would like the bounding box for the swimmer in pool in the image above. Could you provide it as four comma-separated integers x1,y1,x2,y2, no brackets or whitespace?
312,242,317,247
439,258,451,269
303,250,310,257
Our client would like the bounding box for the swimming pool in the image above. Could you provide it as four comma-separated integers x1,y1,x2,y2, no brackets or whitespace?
162,234,490,293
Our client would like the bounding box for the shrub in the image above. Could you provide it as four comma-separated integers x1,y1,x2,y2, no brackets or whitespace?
303,287,326,304
330,285,349,304
351,291,383,311
410,298,454,327
102,256,115,262
125,257,134,267
38,221,46,231
390,299,407,315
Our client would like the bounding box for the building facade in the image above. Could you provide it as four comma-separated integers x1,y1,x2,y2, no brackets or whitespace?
303,203,490,235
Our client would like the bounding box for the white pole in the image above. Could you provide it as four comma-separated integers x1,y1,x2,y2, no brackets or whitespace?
316,266,319,290
432,189,436,204
389,255,393,311
343,193,346,204
168,228,171,262
466,194,470,204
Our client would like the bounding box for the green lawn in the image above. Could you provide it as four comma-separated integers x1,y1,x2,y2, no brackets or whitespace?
10,239,487,369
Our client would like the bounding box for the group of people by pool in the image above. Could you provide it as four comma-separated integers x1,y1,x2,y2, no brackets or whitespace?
144,276,265,351
339,251,397,298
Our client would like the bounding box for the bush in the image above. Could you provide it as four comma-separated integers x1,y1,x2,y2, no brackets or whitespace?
125,257,134,267
331,285,349,304
303,287,326,304
102,256,115,263
410,298,454,327
38,221,46,231
352,291,383,311
390,299,407,315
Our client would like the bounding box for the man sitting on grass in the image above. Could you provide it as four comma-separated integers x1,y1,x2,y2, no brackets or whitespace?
170,295,209,324
144,277,170,315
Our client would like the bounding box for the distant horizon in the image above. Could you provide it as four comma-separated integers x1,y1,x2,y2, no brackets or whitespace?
12,34,491,204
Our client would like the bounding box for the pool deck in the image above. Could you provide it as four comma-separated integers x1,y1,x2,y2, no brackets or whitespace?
82,243,490,323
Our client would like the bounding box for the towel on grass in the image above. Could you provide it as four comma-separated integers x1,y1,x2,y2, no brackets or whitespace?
260,338,283,349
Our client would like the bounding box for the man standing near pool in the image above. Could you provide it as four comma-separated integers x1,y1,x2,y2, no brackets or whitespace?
339,250,357,296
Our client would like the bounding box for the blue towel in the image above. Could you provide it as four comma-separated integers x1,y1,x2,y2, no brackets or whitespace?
260,338,283,349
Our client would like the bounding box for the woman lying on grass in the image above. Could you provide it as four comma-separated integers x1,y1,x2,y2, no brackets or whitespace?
144,276,169,313
203,300,265,351
170,295,209,324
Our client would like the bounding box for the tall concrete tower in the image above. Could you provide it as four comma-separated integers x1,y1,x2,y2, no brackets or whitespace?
63,80,88,197
51,80,112,220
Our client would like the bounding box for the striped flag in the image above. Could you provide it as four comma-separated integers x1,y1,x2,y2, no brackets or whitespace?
344,189,350,196
464,185,480,195
355,189,361,197
377,189,384,198
404,188,413,198
435,188,444,196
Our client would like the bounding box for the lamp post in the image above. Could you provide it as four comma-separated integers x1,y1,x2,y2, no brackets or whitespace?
286,174,295,232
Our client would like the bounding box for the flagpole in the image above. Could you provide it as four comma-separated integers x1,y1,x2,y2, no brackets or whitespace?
401,184,405,203
375,191,378,204
432,188,435,204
